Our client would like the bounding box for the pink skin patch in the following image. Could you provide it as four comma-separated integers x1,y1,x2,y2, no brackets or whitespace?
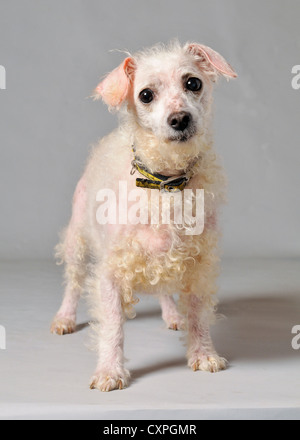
72,178,87,225
205,211,217,230
65,178,87,260
106,225,171,254
136,226,171,254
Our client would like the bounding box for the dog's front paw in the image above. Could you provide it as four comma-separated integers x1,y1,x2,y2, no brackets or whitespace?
188,354,227,373
90,368,130,392
50,316,76,335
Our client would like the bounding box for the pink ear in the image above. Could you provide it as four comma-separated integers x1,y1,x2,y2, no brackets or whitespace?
93,57,136,108
187,43,237,78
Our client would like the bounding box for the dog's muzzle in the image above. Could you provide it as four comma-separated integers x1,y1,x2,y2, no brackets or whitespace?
167,111,196,142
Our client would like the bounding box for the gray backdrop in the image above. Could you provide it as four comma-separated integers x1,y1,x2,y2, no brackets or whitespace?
0,0,299,259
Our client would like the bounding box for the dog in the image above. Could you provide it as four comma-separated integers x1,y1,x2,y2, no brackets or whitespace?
51,41,237,392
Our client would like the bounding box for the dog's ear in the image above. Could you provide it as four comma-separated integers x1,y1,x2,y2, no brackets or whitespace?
185,43,237,79
92,57,136,108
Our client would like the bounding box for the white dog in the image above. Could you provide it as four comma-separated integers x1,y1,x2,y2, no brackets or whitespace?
51,41,237,392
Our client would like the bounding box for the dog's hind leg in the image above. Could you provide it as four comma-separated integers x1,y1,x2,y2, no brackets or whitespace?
51,178,87,335
184,293,227,372
159,294,185,331
50,244,86,335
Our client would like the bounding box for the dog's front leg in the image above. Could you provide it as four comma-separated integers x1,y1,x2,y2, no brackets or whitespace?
90,272,129,392
186,294,227,373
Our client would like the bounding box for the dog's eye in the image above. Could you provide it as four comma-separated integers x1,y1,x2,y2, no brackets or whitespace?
139,88,154,104
186,77,202,92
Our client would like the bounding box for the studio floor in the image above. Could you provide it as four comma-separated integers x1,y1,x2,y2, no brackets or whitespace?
0,258,299,420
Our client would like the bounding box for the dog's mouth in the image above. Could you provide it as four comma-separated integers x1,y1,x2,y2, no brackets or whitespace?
168,127,196,143
169,135,189,143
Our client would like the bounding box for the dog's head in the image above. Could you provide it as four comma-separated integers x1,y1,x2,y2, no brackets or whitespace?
93,42,236,144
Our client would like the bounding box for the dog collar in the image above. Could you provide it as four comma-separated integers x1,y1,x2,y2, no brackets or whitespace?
130,146,200,193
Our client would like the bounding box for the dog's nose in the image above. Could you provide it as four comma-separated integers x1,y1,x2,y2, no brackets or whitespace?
168,112,191,131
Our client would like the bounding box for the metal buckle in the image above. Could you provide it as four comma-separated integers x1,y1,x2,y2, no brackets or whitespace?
159,175,188,193
130,160,137,175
